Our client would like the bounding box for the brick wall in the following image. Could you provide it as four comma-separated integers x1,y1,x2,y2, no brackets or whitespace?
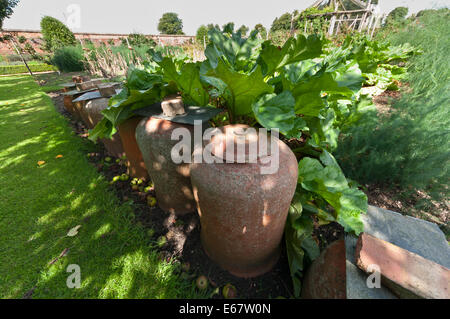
0,29,195,56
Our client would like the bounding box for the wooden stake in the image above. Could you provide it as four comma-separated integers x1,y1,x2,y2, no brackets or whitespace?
9,38,33,77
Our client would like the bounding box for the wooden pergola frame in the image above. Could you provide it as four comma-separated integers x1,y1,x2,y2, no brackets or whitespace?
294,0,384,38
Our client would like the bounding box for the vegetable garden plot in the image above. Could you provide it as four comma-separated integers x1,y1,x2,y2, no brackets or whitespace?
54,27,417,298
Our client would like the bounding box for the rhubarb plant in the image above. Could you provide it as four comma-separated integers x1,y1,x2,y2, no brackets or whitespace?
89,27,417,297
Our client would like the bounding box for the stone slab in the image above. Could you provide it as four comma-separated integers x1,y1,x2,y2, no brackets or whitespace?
134,105,223,125
72,89,122,103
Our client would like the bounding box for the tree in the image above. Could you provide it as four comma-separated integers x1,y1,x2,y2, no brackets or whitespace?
237,25,249,36
270,12,292,32
222,22,235,33
0,0,19,29
254,23,267,39
386,6,409,23
157,12,183,35
196,25,208,45
207,23,220,30
40,16,76,52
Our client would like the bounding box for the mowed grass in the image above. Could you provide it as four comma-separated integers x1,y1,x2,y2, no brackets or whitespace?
0,75,199,298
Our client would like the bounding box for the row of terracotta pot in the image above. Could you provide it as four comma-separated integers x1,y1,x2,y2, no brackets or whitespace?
63,91,149,180
64,92,298,278
135,118,299,278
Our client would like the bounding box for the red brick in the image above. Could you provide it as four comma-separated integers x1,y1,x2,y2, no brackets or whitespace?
356,233,450,299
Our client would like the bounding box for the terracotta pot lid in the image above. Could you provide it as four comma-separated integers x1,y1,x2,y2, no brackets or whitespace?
209,125,274,163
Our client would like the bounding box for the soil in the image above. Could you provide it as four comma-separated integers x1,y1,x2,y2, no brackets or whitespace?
48,90,344,299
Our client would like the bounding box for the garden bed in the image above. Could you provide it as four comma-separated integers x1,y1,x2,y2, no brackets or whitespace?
48,90,345,299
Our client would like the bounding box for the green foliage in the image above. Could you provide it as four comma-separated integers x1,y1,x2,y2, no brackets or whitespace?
271,12,292,32
40,16,76,52
90,28,417,296
127,33,156,47
254,24,267,39
337,9,450,210
52,46,85,72
0,63,56,75
237,25,249,36
0,0,19,29
386,6,409,25
297,6,334,34
222,22,235,33
157,12,184,35
196,25,209,45
17,35,26,43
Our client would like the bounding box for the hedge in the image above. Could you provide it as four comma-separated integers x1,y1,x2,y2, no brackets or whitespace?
0,64,57,75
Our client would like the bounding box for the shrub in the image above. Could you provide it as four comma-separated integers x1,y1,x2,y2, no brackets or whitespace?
40,16,76,52
127,33,156,47
17,35,27,44
52,46,85,72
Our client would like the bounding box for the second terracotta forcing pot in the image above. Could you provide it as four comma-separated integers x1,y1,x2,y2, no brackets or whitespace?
135,117,196,215
84,98,125,159
190,125,298,278
117,116,149,180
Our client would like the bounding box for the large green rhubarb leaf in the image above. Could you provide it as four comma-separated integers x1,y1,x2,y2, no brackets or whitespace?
259,35,322,76
160,58,209,106
252,91,308,138
297,156,367,234
206,59,273,116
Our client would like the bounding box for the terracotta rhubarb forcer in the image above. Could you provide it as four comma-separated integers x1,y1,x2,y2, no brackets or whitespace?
117,116,149,180
190,125,298,278
135,117,196,215
84,98,125,159
74,100,88,126
63,95,81,121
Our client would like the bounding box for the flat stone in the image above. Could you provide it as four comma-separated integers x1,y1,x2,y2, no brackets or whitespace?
355,233,450,299
72,89,121,103
134,105,223,126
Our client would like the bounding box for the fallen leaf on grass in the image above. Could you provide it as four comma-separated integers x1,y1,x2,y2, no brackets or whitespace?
67,225,81,237
55,155,64,159
48,248,70,265
37,161,46,166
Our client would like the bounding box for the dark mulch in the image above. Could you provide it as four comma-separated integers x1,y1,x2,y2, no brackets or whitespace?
48,91,344,299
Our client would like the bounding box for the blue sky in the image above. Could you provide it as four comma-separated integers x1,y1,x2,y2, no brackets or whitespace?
3,0,450,35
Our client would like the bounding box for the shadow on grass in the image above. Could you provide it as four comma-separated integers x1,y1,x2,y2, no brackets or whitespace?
0,76,200,299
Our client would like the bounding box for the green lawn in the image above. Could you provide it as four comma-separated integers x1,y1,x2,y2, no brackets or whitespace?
0,75,199,298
